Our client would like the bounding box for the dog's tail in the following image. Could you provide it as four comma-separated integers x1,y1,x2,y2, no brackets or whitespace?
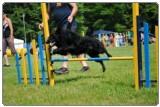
85,27,94,38
105,49,112,57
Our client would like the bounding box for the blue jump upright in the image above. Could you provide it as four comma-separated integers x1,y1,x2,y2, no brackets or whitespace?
38,35,46,85
143,22,151,88
26,44,33,84
15,53,22,84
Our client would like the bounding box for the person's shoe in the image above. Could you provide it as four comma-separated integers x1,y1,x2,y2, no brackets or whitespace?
3,64,10,67
54,67,69,74
80,66,90,72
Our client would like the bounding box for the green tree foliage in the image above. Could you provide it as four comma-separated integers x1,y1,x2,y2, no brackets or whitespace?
139,3,158,33
83,3,133,32
3,3,158,42
83,3,158,33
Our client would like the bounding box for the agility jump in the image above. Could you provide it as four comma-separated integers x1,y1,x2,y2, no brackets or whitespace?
15,3,158,90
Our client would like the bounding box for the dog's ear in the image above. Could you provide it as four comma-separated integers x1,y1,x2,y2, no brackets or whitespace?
50,29,56,34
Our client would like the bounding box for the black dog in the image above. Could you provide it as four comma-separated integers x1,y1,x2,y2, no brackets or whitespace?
46,28,112,72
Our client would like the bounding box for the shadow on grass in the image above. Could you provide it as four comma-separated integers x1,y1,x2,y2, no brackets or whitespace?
55,75,134,89
13,75,150,89
55,75,102,84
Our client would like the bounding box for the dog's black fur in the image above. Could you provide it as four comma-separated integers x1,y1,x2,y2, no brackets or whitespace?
85,27,95,38
46,28,112,72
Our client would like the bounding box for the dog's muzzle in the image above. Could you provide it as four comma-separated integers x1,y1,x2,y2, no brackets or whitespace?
49,42,55,47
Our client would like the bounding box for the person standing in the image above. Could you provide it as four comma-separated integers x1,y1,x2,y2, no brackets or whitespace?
39,3,89,74
115,33,120,47
127,31,132,45
109,34,114,47
119,33,123,46
3,11,17,67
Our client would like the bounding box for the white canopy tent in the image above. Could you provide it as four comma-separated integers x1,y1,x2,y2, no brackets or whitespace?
14,38,24,49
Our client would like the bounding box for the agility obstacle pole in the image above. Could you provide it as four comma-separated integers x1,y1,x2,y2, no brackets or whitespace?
136,16,143,88
133,3,158,90
15,35,49,85
15,3,54,86
132,3,139,90
136,16,158,89
41,3,54,86
143,22,151,88
155,26,158,86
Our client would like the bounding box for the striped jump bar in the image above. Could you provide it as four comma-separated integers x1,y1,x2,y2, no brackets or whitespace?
51,57,134,62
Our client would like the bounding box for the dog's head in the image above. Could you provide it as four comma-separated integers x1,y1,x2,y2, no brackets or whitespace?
46,31,59,47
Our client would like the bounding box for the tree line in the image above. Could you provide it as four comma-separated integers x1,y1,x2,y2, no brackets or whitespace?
3,3,158,43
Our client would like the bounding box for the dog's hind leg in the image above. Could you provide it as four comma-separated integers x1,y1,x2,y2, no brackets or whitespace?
97,60,106,72
88,53,106,72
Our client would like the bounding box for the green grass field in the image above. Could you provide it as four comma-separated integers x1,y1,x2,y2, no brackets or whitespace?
2,44,158,105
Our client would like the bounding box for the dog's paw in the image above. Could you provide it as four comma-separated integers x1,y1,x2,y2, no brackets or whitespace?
108,54,112,57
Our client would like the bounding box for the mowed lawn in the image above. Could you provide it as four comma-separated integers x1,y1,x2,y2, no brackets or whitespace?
2,44,158,105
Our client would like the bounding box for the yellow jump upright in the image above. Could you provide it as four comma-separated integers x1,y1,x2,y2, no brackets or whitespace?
21,48,28,84
32,39,40,85
155,26,159,86
41,3,54,86
132,3,139,90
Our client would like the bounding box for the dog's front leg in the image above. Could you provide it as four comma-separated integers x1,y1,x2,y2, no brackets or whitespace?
53,48,63,54
53,48,68,55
